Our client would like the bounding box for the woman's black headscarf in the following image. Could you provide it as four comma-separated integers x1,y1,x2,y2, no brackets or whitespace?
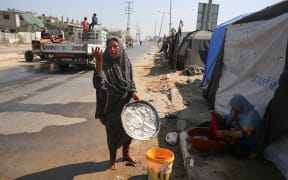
101,36,135,93
93,36,136,118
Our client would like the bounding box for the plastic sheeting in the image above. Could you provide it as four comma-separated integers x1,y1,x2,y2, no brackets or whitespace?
214,13,288,117
264,134,288,179
20,13,44,28
177,30,211,69
203,14,249,82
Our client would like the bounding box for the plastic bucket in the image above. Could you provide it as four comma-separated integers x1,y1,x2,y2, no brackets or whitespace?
146,148,174,180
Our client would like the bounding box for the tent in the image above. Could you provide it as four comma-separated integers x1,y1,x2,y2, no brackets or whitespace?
203,14,250,83
202,14,250,107
45,23,59,32
202,1,288,178
176,30,211,70
20,13,44,28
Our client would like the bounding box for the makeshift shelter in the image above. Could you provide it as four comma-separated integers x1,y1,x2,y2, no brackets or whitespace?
20,13,44,28
176,30,211,70
45,23,60,35
203,14,250,83
202,14,250,106
202,1,288,178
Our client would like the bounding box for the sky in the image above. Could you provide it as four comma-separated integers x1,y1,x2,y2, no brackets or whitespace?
1,0,284,39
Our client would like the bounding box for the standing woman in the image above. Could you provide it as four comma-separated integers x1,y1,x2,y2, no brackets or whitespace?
92,37,140,170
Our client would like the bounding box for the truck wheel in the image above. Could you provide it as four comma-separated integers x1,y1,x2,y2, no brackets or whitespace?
49,63,59,73
25,50,33,62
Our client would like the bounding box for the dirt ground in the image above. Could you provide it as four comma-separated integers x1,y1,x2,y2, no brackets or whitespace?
0,51,28,67
128,47,210,180
120,45,284,180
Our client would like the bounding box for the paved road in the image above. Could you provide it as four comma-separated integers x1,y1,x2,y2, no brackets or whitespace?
0,42,155,180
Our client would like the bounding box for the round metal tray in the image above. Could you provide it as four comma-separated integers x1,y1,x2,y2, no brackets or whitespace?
121,101,160,140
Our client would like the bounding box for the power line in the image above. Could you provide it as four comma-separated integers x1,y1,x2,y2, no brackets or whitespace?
125,1,133,37
169,0,172,34
157,10,169,38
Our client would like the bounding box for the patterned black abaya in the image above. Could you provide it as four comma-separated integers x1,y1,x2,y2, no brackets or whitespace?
93,37,137,160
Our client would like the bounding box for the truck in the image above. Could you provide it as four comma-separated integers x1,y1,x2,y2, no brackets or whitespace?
125,35,134,47
24,38,56,62
25,27,108,70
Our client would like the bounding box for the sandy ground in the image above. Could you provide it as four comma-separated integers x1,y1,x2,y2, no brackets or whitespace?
127,47,208,179
118,45,284,180
0,45,32,67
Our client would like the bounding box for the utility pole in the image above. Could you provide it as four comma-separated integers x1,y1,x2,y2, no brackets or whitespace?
154,21,157,38
205,0,212,30
125,1,133,38
169,0,172,35
157,11,169,39
158,11,165,39
135,23,141,41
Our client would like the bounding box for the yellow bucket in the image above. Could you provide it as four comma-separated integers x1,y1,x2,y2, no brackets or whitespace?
146,148,175,180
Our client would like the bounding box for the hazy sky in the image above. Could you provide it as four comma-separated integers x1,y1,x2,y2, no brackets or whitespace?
1,0,284,39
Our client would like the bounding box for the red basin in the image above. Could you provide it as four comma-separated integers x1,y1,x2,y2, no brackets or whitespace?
187,127,232,152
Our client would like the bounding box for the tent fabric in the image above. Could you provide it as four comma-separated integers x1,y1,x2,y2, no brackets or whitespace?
20,13,44,28
203,14,250,108
203,0,286,89
261,69,288,180
201,1,288,178
234,1,288,24
259,68,288,150
264,133,288,179
259,22,288,179
177,30,211,69
203,46,224,108
214,13,288,117
45,23,59,31
203,14,250,82
258,40,288,153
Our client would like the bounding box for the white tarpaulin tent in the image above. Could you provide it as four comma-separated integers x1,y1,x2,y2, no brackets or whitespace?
215,13,288,117
209,2,288,178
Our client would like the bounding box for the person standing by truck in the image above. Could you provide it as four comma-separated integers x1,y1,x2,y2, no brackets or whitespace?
92,36,140,170
81,17,89,41
89,13,98,32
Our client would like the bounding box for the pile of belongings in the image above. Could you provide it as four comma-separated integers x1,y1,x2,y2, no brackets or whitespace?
182,65,204,76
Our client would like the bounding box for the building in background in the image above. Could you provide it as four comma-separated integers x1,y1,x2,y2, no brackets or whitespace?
0,9,43,32
0,9,81,35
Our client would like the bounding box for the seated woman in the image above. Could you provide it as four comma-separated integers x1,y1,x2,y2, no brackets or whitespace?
216,94,261,158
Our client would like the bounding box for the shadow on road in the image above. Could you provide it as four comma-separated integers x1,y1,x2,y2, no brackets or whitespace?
15,161,110,180
128,174,148,180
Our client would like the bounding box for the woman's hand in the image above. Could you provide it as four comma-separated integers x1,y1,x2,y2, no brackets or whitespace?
92,46,103,72
216,130,230,138
216,129,244,139
132,92,140,101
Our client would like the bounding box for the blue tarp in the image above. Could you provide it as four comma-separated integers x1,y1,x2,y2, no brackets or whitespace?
203,14,250,82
